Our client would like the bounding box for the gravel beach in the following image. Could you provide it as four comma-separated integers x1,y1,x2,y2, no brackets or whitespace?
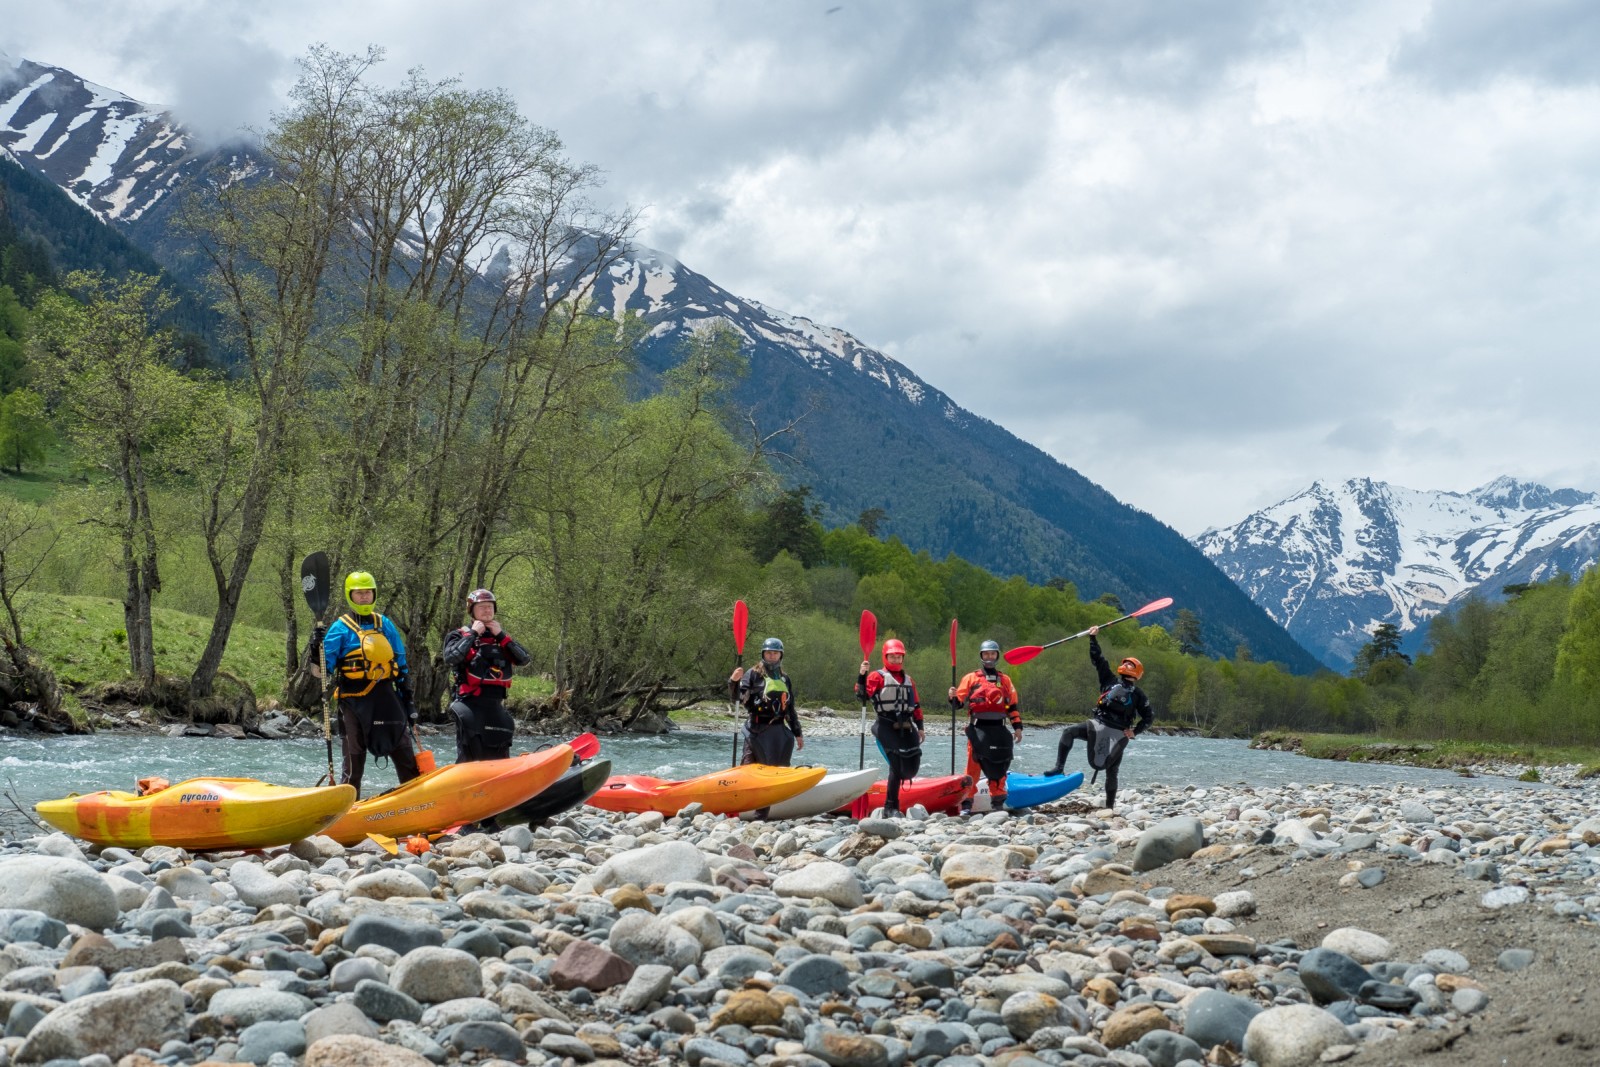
1,772,1598,1067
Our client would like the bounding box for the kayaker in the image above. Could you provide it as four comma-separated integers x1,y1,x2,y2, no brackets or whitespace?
856,638,924,816
728,637,804,765
442,588,531,763
323,571,421,797
1043,625,1153,809
950,638,1022,813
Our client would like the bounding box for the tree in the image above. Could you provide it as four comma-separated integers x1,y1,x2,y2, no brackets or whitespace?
750,486,824,566
0,497,59,643
857,507,886,537
1556,568,1600,689
29,271,197,692
0,388,52,472
1173,608,1205,657
1095,592,1123,612
1354,621,1411,680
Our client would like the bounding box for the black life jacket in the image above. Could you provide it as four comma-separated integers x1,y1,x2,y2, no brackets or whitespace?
746,670,791,725
1096,682,1139,728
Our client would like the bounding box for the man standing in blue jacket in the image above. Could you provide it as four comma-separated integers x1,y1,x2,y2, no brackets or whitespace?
323,571,421,796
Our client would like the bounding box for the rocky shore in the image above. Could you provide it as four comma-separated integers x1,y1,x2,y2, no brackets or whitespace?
2,778,1599,1066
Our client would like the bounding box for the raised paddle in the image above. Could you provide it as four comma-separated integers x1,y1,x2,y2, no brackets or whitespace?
857,610,877,770
299,552,335,786
949,617,959,774
1003,597,1174,665
730,600,749,765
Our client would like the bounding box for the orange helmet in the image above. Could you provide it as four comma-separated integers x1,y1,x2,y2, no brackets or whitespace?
882,638,906,660
1118,656,1144,681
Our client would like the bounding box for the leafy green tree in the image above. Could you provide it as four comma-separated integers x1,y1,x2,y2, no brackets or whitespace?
749,486,824,566
1354,622,1410,680
29,271,198,692
0,388,52,473
857,507,886,537
1173,608,1205,656
0,285,29,394
1557,568,1600,689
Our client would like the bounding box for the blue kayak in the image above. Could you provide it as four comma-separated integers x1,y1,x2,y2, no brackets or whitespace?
1001,770,1085,810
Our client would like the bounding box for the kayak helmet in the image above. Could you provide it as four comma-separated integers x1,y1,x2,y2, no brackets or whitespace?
1118,656,1145,681
979,639,1001,664
344,571,378,615
882,638,906,663
466,587,496,606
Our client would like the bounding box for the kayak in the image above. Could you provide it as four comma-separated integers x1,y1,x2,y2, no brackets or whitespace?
35,778,357,851
497,758,612,826
764,768,877,820
587,764,827,816
323,746,572,845
970,770,1086,812
841,773,973,818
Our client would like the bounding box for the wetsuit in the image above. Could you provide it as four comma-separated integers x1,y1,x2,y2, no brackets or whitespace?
324,612,421,797
442,624,531,762
953,666,1021,807
858,667,924,813
733,665,802,766
1050,634,1153,808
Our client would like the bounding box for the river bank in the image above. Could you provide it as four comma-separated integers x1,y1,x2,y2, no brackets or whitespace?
0,775,1598,1066
1252,731,1600,787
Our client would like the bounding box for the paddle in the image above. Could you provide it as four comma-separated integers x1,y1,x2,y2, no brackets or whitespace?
571,732,600,761
299,552,335,786
1003,597,1175,665
949,617,959,774
731,600,749,765
857,610,877,769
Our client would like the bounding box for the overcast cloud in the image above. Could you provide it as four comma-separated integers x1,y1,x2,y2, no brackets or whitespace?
6,0,1600,534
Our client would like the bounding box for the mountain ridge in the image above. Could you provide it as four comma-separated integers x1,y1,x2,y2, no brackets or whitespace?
1194,476,1600,668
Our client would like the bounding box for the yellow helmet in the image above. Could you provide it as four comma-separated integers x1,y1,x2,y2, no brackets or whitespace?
344,571,378,615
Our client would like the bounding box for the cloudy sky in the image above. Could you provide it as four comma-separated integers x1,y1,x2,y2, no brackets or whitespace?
6,0,1600,534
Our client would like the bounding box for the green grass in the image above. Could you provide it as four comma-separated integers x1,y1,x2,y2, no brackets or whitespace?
1255,730,1600,771
18,591,293,702
0,441,79,504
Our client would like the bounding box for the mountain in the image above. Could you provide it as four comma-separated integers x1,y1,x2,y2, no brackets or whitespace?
1,51,1324,673
1194,476,1600,669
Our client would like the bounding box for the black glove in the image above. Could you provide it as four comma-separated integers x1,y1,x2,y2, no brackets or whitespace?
405,700,419,724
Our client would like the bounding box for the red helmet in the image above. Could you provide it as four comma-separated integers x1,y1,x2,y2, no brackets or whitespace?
467,588,496,606
1118,656,1144,681
882,639,906,660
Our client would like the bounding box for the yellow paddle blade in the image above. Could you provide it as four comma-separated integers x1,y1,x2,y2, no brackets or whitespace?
367,833,399,855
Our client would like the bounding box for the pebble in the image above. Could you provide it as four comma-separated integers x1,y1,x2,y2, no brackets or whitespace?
0,772,1593,1067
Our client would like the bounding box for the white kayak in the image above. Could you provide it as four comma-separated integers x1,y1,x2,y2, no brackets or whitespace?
764,768,878,820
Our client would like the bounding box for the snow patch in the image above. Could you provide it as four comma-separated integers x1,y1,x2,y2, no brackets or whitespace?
7,111,56,154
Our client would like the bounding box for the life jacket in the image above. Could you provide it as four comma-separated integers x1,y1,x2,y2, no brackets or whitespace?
872,668,918,730
964,669,1012,721
748,671,791,725
1096,682,1139,729
335,613,398,698
455,628,515,699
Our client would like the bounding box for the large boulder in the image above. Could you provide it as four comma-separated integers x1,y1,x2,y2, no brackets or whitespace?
1131,816,1205,872
1244,1004,1351,1067
772,861,866,907
0,857,118,931
17,979,185,1062
592,841,711,889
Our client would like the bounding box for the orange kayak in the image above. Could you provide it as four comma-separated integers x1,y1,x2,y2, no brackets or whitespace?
35,778,357,851
323,746,572,845
587,764,826,815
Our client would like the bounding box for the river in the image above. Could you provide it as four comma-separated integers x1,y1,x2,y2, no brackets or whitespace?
0,728,1544,817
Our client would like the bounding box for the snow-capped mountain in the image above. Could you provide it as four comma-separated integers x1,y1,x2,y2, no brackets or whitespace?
0,51,206,224
1194,477,1600,668
0,49,1326,674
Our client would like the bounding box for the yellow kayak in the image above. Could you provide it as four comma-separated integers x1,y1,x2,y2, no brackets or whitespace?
35,778,357,850
322,746,573,845
587,764,827,815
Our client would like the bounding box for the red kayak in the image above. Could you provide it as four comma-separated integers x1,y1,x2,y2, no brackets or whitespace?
839,774,972,817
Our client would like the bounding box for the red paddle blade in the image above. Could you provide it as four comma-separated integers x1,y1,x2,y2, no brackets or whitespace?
858,610,878,660
732,600,749,655
570,732,600,760
949,618,959,666
1130,596,1174,618
1003,645,1043,665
